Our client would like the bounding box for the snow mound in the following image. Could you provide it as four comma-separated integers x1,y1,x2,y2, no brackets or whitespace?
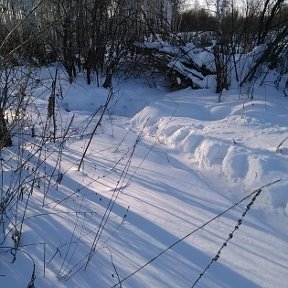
133,87,288,213
222,146,249,181
194,139,229,168
259,180,288,210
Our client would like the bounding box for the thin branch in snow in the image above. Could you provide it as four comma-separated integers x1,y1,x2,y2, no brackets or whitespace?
110,179,281,288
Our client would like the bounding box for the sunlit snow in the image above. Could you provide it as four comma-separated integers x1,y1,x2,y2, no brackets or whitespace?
1,69,288,288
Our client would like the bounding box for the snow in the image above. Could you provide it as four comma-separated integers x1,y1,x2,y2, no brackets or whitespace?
1,68,288,288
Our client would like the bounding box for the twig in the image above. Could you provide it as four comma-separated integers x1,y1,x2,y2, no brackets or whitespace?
0,0,45,51
78,89,113,171
191,187,263,287
276,135,288,151
110,179,281,288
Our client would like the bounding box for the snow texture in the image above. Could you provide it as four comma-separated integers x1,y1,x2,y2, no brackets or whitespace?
1,69,288,288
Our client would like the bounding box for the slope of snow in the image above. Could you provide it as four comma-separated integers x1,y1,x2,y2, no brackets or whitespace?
1,71,288,288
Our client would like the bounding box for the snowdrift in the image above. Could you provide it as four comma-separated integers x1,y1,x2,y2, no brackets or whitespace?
132,86,288,213
1,72,288,288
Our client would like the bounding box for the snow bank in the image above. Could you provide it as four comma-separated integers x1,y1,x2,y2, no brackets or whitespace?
133,85,288,213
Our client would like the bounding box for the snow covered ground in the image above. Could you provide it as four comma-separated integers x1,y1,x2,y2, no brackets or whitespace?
1,70,288,288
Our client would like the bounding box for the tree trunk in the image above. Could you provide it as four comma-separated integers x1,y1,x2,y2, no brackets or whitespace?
0,109,12,148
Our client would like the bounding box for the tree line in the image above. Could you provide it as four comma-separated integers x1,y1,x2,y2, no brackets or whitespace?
0,0,181,86
0,0,287,88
